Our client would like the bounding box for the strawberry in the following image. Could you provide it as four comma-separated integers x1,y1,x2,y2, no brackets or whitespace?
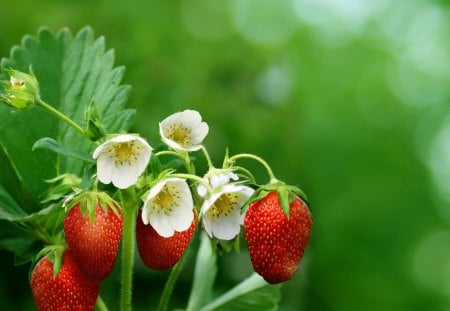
136,210,197,270
64,198,123,282
244,191,312,284
30,251,99,311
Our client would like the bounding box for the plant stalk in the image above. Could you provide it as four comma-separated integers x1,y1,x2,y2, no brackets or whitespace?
96,295,109,311
36,98,85,136
156,256,185,311
120,190,139,311
227,153,277,182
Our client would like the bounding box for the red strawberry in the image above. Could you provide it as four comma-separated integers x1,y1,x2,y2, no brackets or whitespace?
64,201,123,281
136,210,197,270
244,191,312,284
30,251,99,311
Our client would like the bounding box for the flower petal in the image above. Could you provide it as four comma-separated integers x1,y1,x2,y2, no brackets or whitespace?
169,207,194,232
93,141,110,159
159,109,208,151
210,215,241,240
190,122,209,144
150,213,175,238
112,162,140,189
202,215,214,238
96,154,115,184
109,134,139,144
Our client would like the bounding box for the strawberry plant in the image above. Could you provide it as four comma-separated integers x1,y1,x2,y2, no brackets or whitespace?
0,27,312,311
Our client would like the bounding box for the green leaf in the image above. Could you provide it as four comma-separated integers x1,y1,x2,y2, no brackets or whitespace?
0,27,133,211
0,218,43,265
200,273,282,311
20,204,66,239
187,232,218,311
0,185,27,221
0,232,40,265
32,137,94,163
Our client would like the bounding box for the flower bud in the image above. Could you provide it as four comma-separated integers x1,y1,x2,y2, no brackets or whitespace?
1,68,39,110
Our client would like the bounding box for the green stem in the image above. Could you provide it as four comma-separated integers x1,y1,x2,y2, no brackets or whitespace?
36,98,85,136
157,256,185,311
171,173,213,194
155,151,196,311
155,150,184,159
96,296,109,311
201,146,214,169
182,151,195,175
227,153,277,182
119,190,139,311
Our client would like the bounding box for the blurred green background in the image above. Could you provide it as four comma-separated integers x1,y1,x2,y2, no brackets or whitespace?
1,0,450,310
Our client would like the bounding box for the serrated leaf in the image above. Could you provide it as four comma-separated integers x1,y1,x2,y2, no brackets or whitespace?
187,232,218,311
33,137,94,163
0,26,134,211
200,273,281,311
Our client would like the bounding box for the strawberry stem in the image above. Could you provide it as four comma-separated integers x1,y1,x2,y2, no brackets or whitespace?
36,97,86,137
96,296,109,311
171,173,213,194
157,256,185,311
119,188,139,311
226,153,277,182
201,146,214,169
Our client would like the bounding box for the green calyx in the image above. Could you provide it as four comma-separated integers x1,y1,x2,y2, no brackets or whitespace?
85,101,106,141
41,174,82,204
34,244,66,280
1,67,40,110
246,180,309,219
63,189,121,222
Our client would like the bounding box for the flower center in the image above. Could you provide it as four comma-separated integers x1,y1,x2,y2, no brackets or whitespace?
110,141,140,165
208,194,238,219
167,124,191,146
11,77,25,89
154,185,178,215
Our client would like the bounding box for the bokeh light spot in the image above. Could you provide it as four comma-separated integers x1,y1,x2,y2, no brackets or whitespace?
412,229,450,298
181,0,234,41
232,0,298,46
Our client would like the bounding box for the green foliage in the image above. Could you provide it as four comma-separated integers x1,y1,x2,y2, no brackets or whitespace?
0,27,134,264
33,137,94,164
187,232,218,311
200,273,281,311
0,185,27,221
0,26,134,210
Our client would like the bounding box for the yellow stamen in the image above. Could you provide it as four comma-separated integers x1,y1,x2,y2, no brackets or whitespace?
109,141,140,165
167,123,191,146
208,194,238,219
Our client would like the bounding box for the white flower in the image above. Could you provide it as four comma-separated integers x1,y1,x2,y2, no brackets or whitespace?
93,134,152,189
197,170,239,198
142,178,194,238
201,184,254,240
159,109,209,151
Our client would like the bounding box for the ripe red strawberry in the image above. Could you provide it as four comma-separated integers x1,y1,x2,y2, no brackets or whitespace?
64,201,123,282
136,210,197,270
30,251,99,311
244,191,312,284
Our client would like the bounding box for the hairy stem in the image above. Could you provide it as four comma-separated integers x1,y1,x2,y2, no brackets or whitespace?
201,146,214,169
227,153,277,182
120,189,139,311
36,98,85,136
96,295,109,311
156,257,185,311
